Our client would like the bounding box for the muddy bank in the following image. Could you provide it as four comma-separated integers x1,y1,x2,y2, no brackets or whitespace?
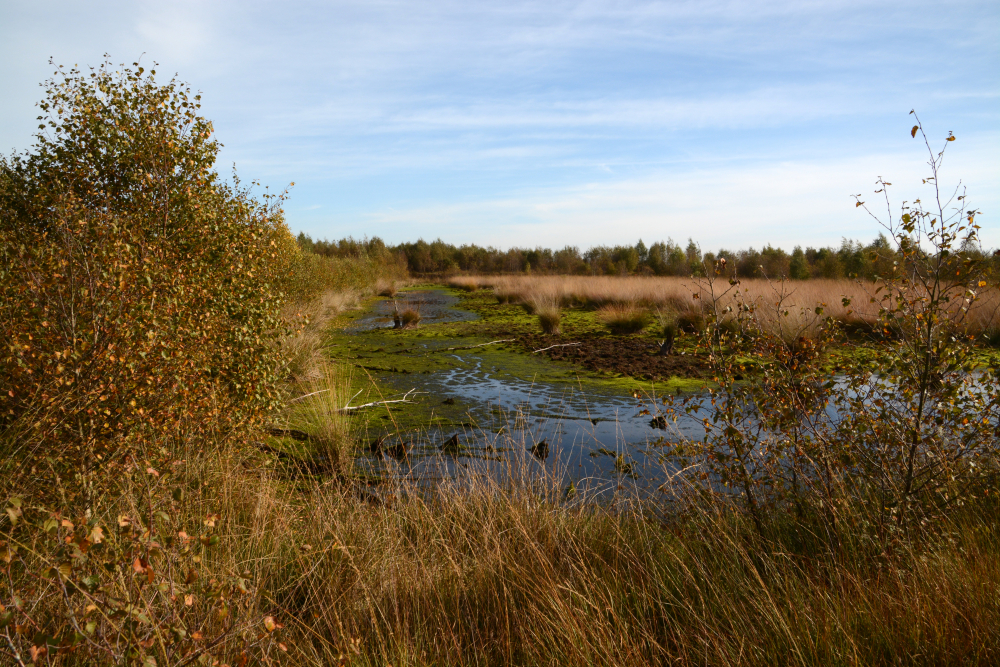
511,332,708,382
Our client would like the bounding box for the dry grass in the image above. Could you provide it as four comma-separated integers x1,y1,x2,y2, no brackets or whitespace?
280,290,362,383
376,279,399,297
265,477,999,666
449,276,481,292
451,274,1000,341
597,303,650,334
14,435,993,666
400,307,421,328
8,398,997,667
536,302,562,334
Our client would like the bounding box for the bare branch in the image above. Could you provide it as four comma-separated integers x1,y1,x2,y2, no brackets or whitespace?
533,342,581,353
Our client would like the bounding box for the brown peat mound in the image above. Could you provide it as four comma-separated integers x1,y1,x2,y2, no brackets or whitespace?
514,332,708,382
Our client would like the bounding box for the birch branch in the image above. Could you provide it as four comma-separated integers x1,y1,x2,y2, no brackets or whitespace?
342,388,424,411
533,342,581,353
439,338,514,352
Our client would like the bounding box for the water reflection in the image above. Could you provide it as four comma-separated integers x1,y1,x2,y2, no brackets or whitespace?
357,349,713,495
347,289,478,332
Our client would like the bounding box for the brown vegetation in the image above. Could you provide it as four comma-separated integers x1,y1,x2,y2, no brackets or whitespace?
534,299,562,334
449,274,1000,341
596,302,650,334
400,307,422,328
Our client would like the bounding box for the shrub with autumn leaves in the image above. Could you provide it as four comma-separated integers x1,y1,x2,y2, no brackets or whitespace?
0,60,298,468
0,60,299,664
658,118,999,539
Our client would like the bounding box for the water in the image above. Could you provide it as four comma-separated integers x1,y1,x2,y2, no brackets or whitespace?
347,289,479,332
345,289,998,502
348,289,712,493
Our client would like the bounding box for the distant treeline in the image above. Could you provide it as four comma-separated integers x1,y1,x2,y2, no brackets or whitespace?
296,233,999,281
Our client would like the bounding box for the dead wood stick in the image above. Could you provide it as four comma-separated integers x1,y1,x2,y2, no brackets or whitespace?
342,388,424,411
533,342,581,353
439,338,515,352
288,387,365,405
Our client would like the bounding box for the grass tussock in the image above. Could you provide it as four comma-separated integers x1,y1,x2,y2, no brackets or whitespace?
400,307,421,328
377,279,399,298
656,308,679,353
536,302,562,334
597,303,650,334
282,361,356,475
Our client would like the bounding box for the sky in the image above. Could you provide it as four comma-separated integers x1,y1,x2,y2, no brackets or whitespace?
2,0,998,251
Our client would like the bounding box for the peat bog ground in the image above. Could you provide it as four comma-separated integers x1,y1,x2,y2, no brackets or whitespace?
294,285,715,491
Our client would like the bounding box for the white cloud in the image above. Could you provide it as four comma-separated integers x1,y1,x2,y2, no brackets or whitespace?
133,3,214,67
2,0,996,250
346,137,1000,250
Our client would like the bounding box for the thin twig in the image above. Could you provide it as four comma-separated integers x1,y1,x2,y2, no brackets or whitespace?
533,342,580,353
289,387,364,405
287,388,329,403
342,388,424,411
439,339,514,352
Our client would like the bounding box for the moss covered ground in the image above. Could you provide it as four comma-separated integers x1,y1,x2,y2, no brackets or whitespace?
315,284,1000,448
320,285,707,439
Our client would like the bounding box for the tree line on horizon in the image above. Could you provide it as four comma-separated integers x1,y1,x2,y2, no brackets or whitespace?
296,232,1000,281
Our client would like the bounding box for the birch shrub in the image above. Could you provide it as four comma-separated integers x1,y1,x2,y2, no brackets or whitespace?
0,60,296,469
0,60,298,664
663,119,999,540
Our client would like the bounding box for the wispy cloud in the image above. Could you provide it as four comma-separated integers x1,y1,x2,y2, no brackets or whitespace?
2,0,997,249
345,137,1000,249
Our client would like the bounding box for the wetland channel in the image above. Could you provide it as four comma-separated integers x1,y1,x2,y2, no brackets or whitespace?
329,287,714,495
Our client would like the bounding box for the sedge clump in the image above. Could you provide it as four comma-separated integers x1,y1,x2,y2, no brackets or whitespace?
598,303,650,335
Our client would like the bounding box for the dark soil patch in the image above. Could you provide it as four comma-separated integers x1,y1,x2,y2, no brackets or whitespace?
514,332,707,382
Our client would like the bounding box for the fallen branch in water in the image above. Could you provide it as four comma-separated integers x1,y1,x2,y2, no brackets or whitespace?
533,342,581,353
439,339,515,352
342,388,423,411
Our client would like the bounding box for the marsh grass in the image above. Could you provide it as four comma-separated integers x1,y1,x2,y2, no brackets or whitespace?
449,276,480,292
191,456,1000,665
536,302,562,334
450,274,1000,340
283,361,356,475
597,303,650,334
400,307,421,328
5,426,996,667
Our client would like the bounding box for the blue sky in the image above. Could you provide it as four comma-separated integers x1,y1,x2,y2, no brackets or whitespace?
2,0,998,250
